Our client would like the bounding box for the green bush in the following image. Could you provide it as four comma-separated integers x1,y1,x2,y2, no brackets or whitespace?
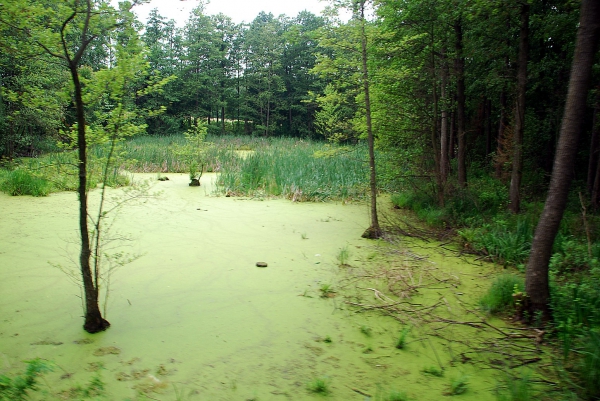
475,219,533,267
580,330,600,399
496,371,533,401
0,169,51,196
0,359,52,401
550,237,600,275
480,274,525,314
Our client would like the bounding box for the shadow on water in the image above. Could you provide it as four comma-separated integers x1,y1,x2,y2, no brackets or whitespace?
0,173,545,400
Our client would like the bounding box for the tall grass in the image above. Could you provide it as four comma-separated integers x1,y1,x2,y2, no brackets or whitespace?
1,136,368,202
0,169,51,196
480,274,525,315
217,139,368,201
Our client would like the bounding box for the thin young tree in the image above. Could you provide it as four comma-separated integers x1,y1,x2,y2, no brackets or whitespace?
525,0,600,317
1,0,148,333
356,0,382,239
508,1,530,214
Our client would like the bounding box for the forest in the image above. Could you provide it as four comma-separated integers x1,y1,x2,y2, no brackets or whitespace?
1,0,600,400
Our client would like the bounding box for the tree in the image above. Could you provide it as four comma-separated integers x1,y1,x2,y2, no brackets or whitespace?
244,12,285,136
525,0,600,317
1,0,148,333
356,0,381,239
508,1,529,213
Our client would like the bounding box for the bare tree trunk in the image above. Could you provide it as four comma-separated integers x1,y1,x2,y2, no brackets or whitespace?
449,109,456,159
430,28,444,207
358,1,381,239
454,18,467,188
593,152,600,210
485,98,492,157
221,105,226,134
70,64,110,334
440,49,450,184
509,2,529,214
587,90,599,195
495,90,508,178
525,0,600,317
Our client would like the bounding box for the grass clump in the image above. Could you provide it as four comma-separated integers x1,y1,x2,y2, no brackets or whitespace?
0,169,51,196
445,374,469,396
306,377,330,395
395,326,411,349
336,245,351,266
360,325,372,337
422,366,444,377
386,390,409,401
319,284,336,298
580,330,600,399
0,358,53,400
480,274,525,315
496,371,533,401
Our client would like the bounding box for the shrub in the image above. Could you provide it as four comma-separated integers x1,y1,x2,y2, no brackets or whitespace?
496,371,533,401
580,330,600,399
0,359,53,401
0,169,51,196
480,274,525,314
306,377,330,395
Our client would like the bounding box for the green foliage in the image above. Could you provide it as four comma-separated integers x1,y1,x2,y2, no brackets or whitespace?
306,377,330,395
422,366,444,377
395,326,411,350
580,330,600,399
464,218,534,267
0,359,53,401
175,121,211,181
385,390,410,401
550,236,600,275
0,169,51,196
217,139,367,201
480,274,525,315
319,284,335,298
336,245,351,266
446,374,469,396
496,371,533,401
551,266,600,330
360,325,372,337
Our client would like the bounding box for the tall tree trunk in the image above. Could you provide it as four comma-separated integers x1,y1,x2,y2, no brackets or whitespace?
449,109,456,159
430,28,443,207
509,3,529,214
454,18,467,188
358,2,381,239
70,63,110,334
485,98,492,157
221,105,225,134
593,151,600,210
440,49,450,184
587,89,600,195
495,89,508,178
525,0,600,317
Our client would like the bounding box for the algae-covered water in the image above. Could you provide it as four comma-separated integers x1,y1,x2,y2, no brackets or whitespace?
0,173,542,400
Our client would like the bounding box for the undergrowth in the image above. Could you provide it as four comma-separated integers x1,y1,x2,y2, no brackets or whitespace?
480,274,525,315
0,359,53,401
0,136,368,202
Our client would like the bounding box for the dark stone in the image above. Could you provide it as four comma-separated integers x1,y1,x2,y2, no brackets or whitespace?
256,262,268,268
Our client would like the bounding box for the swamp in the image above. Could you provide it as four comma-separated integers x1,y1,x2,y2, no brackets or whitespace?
1,0,600,399
0,137,583,400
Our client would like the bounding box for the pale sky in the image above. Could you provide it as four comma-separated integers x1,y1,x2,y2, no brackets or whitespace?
132,0,332,26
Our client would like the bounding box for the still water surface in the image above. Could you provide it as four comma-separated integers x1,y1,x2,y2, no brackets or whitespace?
0,173,506,400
